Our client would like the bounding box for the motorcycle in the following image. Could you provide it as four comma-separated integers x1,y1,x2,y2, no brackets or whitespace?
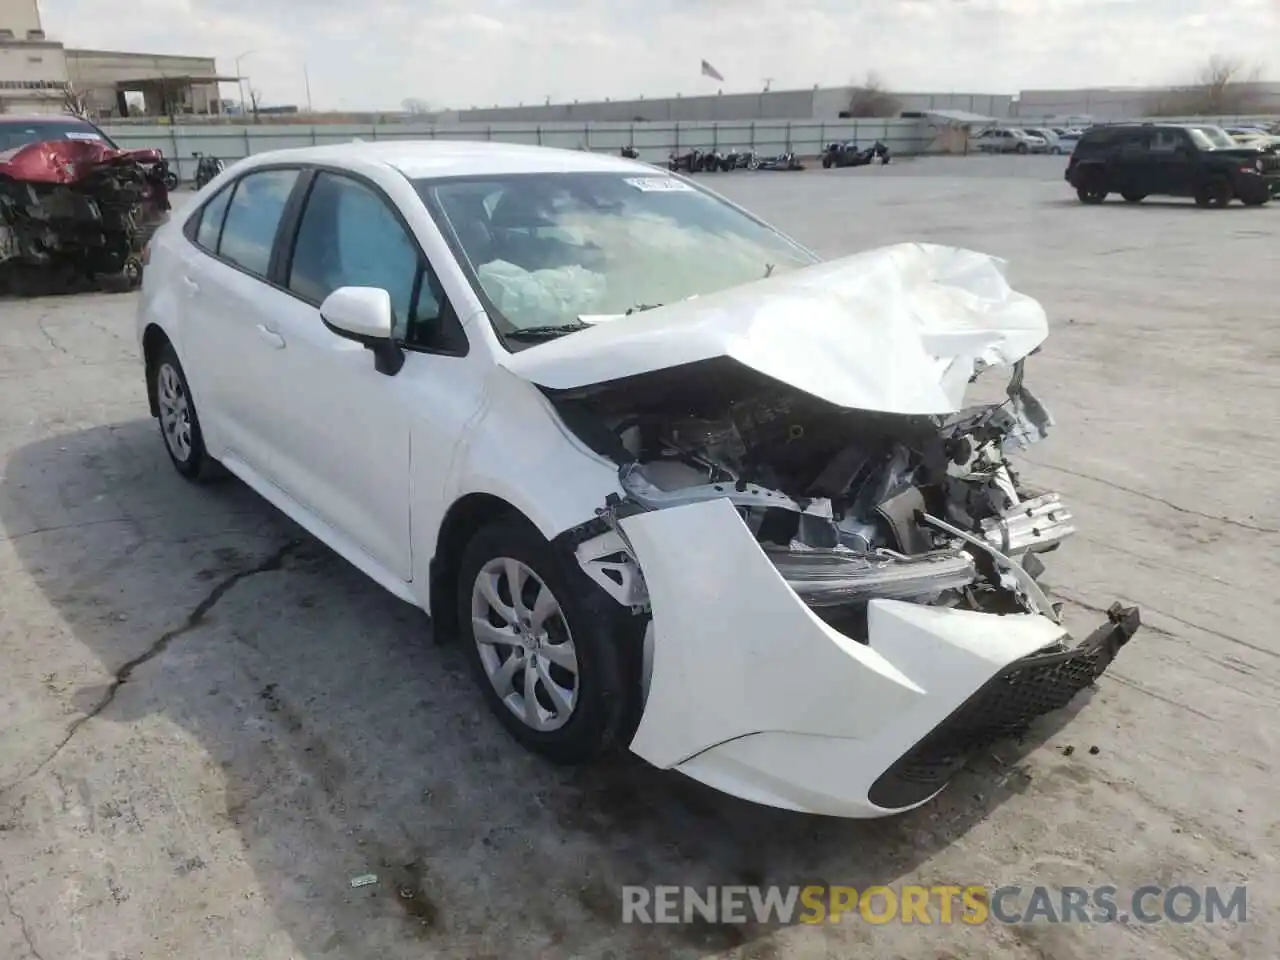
822,140,892,168
619,145,639,160
699,149,727,172
667,148,705,173
719,150,761,171
192,151,225,190
755,151,805,171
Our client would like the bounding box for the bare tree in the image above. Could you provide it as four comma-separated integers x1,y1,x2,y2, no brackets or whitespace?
843,71,902,119
1146,55,1265,116
402,97,432,115
61,83,90,118
248,88,263,123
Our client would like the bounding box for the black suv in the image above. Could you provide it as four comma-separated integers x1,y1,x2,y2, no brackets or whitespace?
1065,123,1280,207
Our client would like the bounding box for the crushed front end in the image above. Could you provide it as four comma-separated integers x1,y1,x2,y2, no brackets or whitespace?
0,139,168,295
550,356,1141,817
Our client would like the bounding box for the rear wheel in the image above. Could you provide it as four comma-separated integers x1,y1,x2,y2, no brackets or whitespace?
457,516,641,765
1121,191,1146,203
151,343,221,481
1077,175,1108,204
822,155,833,169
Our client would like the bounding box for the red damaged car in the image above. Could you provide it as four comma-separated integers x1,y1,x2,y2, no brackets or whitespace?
0,115,172,294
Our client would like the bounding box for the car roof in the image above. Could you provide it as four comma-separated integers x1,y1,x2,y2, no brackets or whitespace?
234,140,658,180
0,114,99,125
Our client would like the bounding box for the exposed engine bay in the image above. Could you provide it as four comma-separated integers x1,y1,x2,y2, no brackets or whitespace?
553,355,1073,632
0,138,169,295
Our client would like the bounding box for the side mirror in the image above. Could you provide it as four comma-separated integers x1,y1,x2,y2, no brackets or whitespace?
319,286,405,376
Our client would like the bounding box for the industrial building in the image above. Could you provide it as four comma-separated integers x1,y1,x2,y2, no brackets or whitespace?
0,0,229,116
456,82,1280,126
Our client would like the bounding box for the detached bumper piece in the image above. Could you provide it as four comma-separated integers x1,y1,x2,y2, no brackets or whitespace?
868,602,1141,809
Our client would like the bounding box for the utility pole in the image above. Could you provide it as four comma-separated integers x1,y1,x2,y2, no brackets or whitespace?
762,77,773,92
235,49,253,116
304,63,313,113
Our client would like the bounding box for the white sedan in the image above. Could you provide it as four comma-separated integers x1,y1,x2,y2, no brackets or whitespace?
136,141,1141,818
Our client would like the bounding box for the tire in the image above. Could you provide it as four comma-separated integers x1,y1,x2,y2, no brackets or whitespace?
1016,142,1029,154
1121,191,1146,203
457,516,640,765
1050,146,1063,155
822,155,833,169
1076,181,1108,204
1242,193,1270,207
151,343,220,481
747,156,760,171
163,171,179,191
1195,180,1233,208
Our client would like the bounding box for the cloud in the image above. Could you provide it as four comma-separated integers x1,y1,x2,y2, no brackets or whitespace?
36,0,1279,110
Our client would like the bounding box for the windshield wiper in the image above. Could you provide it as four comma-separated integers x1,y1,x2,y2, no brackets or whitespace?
504,323,590,340
626,302,663,315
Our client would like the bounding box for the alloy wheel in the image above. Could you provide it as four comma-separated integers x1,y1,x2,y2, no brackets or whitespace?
471,557,579,732
156,362,193,462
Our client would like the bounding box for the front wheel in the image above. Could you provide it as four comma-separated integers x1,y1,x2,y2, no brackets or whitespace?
162,171,179,191
1121,191,1146,203
1195,180,1233,208
822,155,833,169
1016,142,1029,154
458,516,641,765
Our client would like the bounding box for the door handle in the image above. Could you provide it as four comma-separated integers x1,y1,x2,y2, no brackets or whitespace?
181,275,199,295
255,324,286,349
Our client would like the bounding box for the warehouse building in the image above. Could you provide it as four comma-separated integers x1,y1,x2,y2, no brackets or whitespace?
0,0,228,116
455,82,1280,126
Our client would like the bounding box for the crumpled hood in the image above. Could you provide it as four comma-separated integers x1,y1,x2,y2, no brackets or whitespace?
496,242,1049,416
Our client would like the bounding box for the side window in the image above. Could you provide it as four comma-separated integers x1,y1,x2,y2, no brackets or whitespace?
1151,129,1185,153
288,172,445,348
218,168,300,277
194,184,232,252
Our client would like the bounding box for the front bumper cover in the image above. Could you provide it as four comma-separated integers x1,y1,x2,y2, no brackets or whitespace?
869,602,1141,809
615,497,1142,818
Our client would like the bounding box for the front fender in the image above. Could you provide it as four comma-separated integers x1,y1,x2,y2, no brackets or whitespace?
446,368,623,547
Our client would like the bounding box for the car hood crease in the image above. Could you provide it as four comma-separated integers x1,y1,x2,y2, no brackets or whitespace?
495,242,1050,415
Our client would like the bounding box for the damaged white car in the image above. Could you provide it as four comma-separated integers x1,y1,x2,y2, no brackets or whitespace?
136,141,1140,818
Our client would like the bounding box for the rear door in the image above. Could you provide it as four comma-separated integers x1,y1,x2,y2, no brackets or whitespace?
1148,127,1196,196
178,166,303,480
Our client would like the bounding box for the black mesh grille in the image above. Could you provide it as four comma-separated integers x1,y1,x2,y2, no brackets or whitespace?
869,603,1140,810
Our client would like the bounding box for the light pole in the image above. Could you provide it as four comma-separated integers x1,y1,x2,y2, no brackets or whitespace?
235,49,254,115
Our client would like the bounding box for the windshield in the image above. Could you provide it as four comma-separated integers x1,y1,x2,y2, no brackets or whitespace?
0,119,116,153
1186,126,1237,151
417,172,817,340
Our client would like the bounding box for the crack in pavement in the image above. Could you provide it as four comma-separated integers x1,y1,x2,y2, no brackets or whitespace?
0,538,303,795
1025,459,1280,535
3,880,43,960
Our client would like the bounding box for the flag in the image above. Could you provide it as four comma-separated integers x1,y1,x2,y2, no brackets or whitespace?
700,59,725,82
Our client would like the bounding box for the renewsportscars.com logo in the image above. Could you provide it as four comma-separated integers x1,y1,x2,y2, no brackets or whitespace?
621,884,1249,926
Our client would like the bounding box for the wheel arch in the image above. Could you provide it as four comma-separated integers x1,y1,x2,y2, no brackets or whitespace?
142,323,173,418
428,492,532,637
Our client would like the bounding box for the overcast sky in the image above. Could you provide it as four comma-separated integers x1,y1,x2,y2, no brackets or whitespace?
38,0,1278,111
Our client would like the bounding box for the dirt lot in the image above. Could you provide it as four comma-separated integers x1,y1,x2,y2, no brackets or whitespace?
1,155,1276,960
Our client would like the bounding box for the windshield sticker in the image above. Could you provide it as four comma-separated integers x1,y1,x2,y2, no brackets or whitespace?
64,131,104,141
624,177,694,192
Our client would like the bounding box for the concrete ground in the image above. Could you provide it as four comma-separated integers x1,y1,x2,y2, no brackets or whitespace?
1,155,1276,960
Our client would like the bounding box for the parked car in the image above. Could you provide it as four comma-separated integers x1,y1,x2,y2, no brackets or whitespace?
1065,122,1280,207
137,141,1141,818
1022,127,1068,155
0,114,170,295
972,127,1047,154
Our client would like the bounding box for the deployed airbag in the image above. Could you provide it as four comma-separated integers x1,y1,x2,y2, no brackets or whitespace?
498,243,1049,416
